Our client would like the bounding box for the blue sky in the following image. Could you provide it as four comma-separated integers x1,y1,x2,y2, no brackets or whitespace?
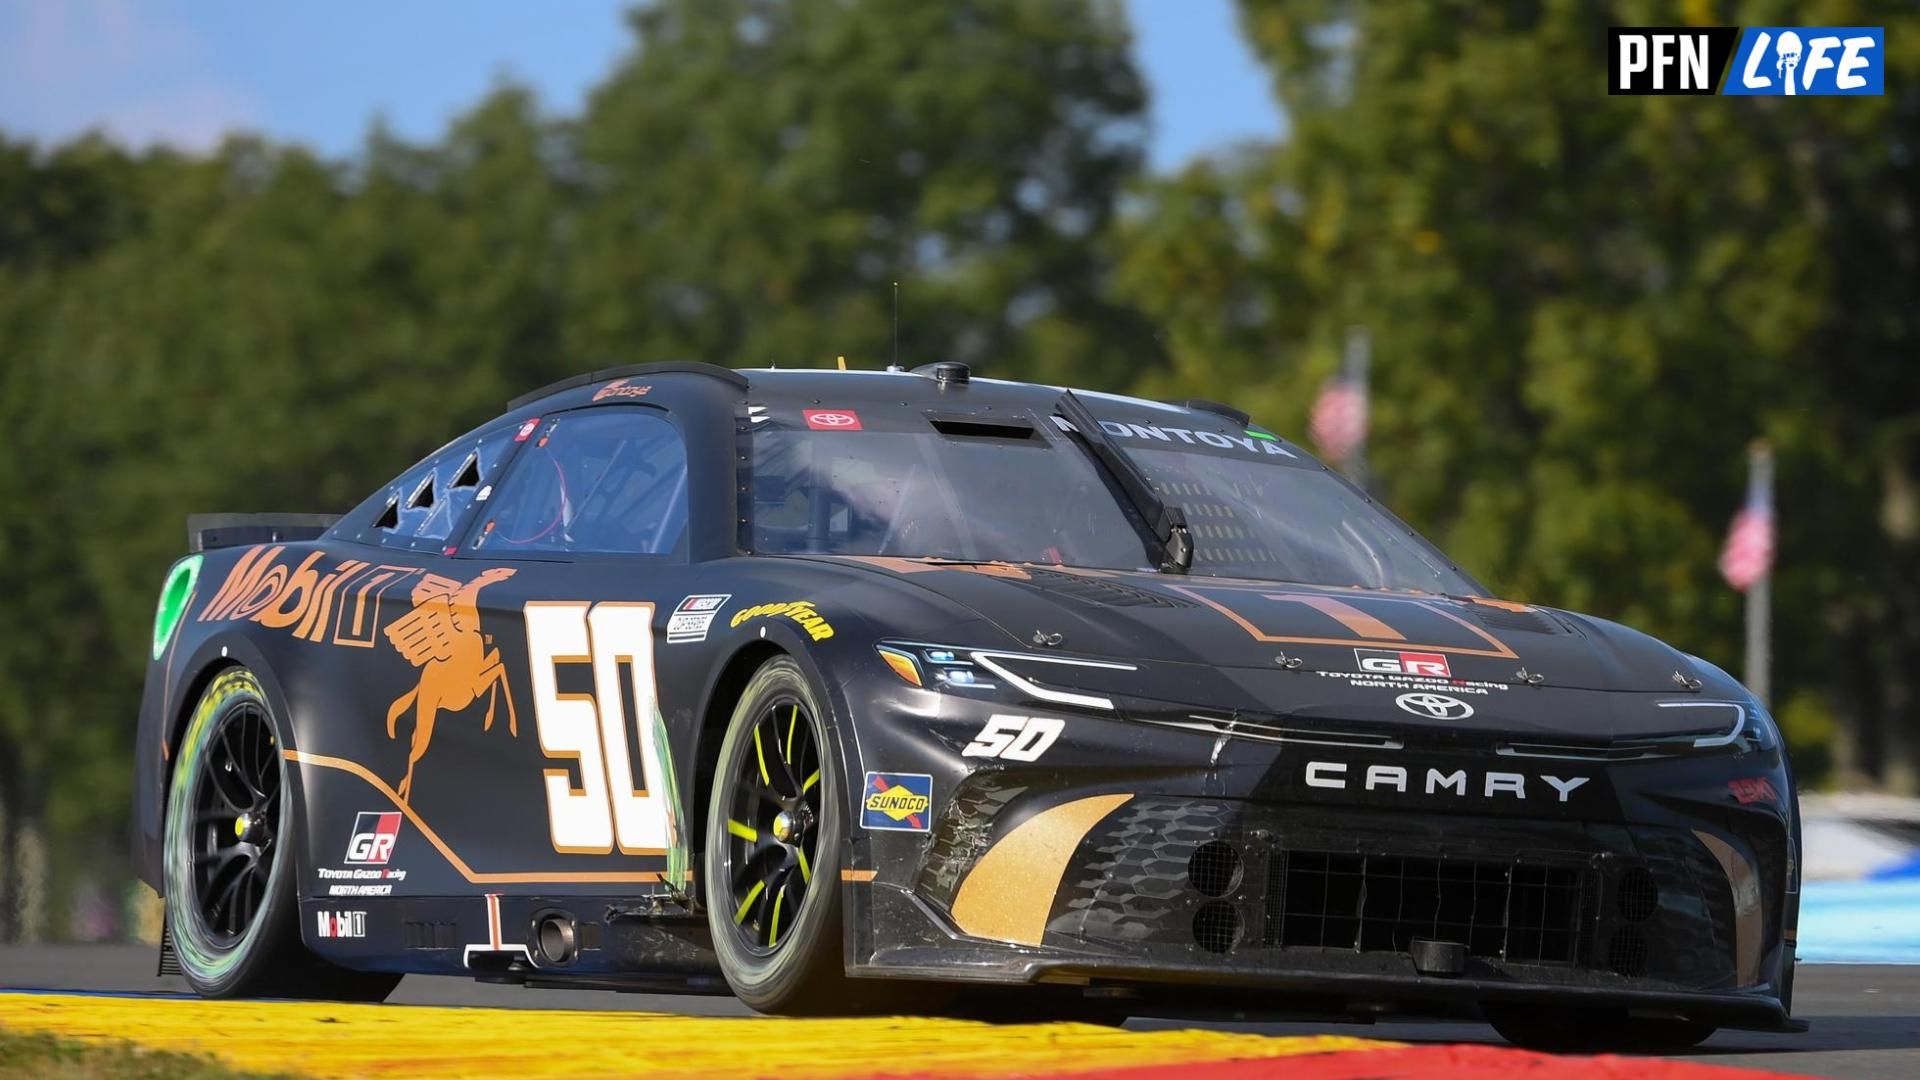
0,0,1282,171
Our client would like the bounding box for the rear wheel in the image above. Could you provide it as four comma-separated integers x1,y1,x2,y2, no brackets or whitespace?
1485,1006,1717,1053
703,656,864,1014
163,668,398,1001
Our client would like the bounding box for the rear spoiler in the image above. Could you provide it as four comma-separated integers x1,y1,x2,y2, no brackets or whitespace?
188,513,340,553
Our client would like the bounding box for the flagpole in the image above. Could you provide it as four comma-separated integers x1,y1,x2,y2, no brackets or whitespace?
1745,440,1773,707
1344,326,1371,494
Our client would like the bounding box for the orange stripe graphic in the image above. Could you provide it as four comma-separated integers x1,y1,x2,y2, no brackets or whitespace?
284,749,675,885
1285,594,1405,641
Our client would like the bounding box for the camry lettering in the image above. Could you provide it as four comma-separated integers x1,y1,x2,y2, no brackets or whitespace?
1366,764,1407,792
1544,775,1592,801
1306,761,1591,803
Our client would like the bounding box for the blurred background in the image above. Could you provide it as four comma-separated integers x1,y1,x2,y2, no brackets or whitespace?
0,0,1915,950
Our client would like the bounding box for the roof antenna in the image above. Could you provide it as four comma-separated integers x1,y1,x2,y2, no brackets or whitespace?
887,281,905,372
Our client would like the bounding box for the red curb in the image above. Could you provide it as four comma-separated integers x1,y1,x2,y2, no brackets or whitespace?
890,1043,1813,1080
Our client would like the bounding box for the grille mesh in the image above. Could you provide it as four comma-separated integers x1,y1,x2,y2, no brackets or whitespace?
1187,840,1242,898
1262,851,1585,964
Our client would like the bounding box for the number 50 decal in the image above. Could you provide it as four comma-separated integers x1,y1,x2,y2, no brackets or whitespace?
525,601,683,856
962,714,1064,762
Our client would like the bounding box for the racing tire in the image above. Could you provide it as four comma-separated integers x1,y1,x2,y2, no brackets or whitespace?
704,656,870,1015
163,667,399,1002
1485,1006,1717,1053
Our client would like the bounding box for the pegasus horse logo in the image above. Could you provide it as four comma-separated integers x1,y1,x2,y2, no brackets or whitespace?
382,566,518,801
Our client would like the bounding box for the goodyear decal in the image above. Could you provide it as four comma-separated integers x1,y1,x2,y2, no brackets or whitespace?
862,772,932,832
730,600,834,641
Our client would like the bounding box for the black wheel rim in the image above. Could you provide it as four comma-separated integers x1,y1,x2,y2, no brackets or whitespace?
720,696,821,954
189,700,281,947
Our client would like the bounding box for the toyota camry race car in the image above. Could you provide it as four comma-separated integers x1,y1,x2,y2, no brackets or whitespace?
135,361,1803,1050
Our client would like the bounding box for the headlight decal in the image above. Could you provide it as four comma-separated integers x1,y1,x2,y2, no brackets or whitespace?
875,641,1137,711
1656,700,1750,748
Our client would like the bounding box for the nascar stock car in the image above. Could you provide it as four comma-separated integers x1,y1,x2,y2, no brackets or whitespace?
135,360,1803,1050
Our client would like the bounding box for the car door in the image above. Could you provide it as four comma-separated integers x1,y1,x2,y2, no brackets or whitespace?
432,404,701,896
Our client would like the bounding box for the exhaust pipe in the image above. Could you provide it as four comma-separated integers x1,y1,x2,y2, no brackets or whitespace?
533,914,578,966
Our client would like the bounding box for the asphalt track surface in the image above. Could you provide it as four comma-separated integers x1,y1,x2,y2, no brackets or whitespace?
2,946,1916,1078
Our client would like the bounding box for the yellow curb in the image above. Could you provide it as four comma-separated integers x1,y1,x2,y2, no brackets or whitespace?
0,993,1398,1079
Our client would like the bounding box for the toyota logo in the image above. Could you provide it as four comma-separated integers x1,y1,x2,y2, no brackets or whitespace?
811,412,857,427
1395,692,1475,720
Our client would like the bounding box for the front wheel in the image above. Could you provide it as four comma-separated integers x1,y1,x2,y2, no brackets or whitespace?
1485,1006,1717,1053
703,656,863,1014
163,667,398,1001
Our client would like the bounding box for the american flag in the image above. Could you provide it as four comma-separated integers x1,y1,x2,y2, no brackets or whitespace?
1718,473,1775,592
1309,375,1368,465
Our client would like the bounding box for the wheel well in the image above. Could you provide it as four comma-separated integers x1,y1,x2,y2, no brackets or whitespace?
692,642,787,858
166,659,241,778
155,658,241,897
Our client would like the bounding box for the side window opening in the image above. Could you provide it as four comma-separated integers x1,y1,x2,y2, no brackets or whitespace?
473,407,688,556
412,432,518,546
452,453,482,489
346,422,524,549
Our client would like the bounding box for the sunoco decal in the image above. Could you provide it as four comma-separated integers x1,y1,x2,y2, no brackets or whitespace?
862,772,932,832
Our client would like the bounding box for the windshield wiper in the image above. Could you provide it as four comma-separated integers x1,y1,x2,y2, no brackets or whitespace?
1054,391,1193,574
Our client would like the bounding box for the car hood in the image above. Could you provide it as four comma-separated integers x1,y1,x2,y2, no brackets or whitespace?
818,557,1709,698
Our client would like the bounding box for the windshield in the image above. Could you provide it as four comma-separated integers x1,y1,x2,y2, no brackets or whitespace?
749,409,1476,594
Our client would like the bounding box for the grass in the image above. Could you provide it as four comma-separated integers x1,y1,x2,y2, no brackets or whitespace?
0,1026,294,1080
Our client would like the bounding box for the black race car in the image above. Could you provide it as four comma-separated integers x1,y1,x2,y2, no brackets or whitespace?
135,361,1802,1049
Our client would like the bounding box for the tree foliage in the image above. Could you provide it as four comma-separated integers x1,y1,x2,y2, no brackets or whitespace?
1115,0,1919,785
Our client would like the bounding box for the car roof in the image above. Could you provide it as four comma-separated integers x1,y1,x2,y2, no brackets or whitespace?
507,361,1254,430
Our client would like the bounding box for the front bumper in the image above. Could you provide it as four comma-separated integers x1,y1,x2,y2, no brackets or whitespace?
838,686,1799,1029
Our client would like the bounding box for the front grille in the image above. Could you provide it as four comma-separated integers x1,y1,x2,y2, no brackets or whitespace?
1262,850,1586,964
970,792,1739,989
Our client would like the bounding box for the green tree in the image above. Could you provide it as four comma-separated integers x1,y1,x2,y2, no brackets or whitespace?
1115,0,1920,786
568,0,1159,386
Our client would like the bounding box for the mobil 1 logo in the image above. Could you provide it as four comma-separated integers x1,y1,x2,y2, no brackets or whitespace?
1609,27,1741,94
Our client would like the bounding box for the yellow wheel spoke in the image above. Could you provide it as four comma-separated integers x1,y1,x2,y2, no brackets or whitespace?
732,880,765,925
752,725,771,786
725,819,758,843
795,847,811,884
785,705,798,764
768,886,786,946
802,769,820,793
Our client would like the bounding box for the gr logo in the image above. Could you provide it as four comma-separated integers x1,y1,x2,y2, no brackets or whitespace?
344,811,401,865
